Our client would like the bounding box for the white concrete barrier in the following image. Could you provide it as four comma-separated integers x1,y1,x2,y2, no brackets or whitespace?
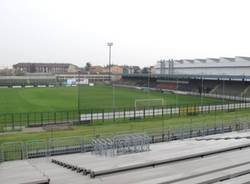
81,103,250,121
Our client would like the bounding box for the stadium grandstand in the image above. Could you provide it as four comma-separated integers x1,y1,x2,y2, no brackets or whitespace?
0,75,57,87
121,56,250,98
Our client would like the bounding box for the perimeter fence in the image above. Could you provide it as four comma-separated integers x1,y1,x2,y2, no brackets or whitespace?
1,102,250,132
1,119,250,162
0,110,79,132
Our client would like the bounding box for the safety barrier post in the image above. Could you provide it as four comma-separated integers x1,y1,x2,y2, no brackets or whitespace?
161,106,163,117
143,107,145,119
66,111,69,123
153,107,155,117
170,106,172,117
81,137,85,152
11,114,14,130
134,107,136,120
123,108,126,120
27,113,29,127
41,112,43,126
91,110,93,123
54,112,56,124
179,105,180,117
103,109,105,122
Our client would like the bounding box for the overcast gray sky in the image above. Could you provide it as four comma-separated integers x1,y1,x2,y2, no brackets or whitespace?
0,0,250,68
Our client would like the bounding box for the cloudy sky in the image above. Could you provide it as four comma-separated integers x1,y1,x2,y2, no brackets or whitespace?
0,0,250,68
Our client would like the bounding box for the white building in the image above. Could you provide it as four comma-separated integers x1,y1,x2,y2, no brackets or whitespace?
154,56,250,76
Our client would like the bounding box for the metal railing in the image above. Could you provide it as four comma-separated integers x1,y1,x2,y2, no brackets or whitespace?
92,133,150,156
1,119,249,162
1,101,250,132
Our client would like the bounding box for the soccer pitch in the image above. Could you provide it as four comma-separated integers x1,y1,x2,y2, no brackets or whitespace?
0,84,226,113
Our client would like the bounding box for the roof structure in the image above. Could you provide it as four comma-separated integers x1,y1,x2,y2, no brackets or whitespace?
13,63,76,68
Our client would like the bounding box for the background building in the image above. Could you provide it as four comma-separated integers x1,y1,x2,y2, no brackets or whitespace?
13,63,79,74
123,66,141,74
110,65,123,75
89,66,105,74
89,65,123,75
0,68,14,76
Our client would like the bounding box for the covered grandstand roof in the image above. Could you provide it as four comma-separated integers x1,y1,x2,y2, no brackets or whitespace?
153,56,250,77
122,73,250,81
156,56,250,68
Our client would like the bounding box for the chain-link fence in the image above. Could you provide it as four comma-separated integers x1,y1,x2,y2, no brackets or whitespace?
0,144,3,163
1,142,25,161
48,136,84,156
0,110,79,132
1,102,250,132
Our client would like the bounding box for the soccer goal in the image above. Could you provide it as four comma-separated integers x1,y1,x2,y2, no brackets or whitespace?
134,98,164,109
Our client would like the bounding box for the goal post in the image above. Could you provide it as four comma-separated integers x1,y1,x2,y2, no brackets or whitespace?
134,98,164,109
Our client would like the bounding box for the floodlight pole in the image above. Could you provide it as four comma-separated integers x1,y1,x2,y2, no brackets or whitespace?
107,42,113,82
107,42,115,110
112,82,115,111
77,70,81,122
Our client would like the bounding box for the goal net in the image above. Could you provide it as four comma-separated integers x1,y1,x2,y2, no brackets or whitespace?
134,98,164,109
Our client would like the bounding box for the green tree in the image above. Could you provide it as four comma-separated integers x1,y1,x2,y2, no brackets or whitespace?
141,67,149,74
85,62,91,71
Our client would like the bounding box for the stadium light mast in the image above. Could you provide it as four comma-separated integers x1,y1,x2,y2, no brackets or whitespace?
77,70,81,122
107,42,113,82
107,42,115,111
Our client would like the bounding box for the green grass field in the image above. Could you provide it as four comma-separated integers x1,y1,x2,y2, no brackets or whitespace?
0,85,226,113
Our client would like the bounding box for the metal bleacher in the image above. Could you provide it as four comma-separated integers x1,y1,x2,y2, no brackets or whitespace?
49,130,250,182
211,82,248,97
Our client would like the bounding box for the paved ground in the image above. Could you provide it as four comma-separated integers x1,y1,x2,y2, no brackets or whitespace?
0,160,49,184
1,130,250,184
0,127,44,135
